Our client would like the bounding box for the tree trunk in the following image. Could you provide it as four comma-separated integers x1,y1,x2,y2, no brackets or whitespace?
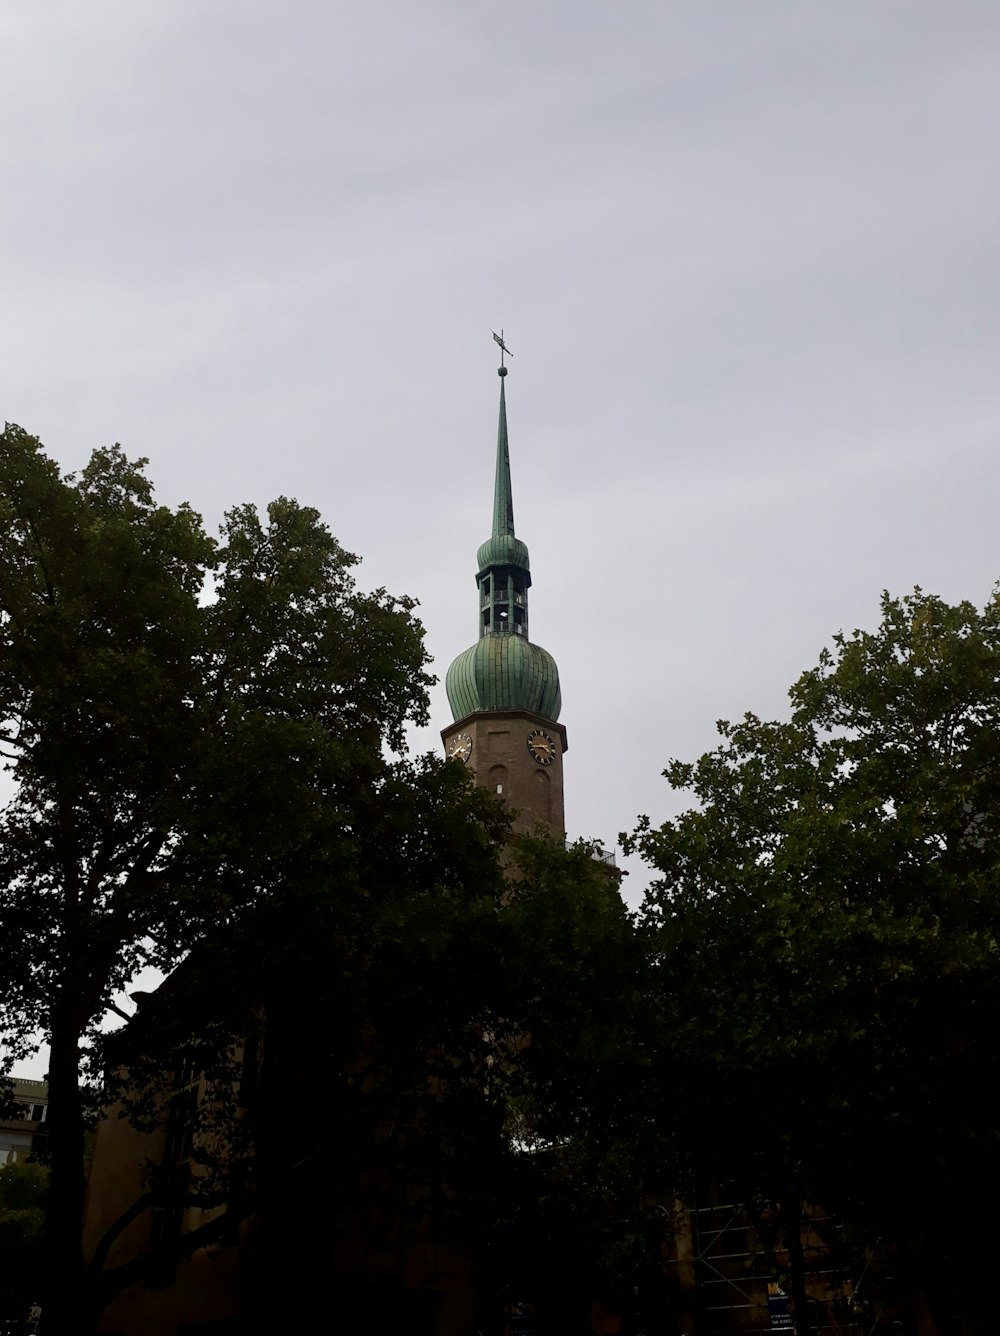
39,1007,86,1336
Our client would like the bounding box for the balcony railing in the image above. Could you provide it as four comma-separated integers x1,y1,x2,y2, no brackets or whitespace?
566,840,616,867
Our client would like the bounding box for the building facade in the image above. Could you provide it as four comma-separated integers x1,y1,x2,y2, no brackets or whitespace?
0,1076,49,1165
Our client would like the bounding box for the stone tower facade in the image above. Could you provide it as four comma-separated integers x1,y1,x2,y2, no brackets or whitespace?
441,356,566,837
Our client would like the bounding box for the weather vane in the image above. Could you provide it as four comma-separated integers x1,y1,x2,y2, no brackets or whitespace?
491,328,513,367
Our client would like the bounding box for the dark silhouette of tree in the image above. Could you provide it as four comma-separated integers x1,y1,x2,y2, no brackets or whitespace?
0,424,434,1330
625,587,1000,1335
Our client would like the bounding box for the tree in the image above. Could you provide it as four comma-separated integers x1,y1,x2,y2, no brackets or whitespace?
623,588,1000,1334
78,748,515,1326
84,821,645,1333
475,838,664,1329
0,424,435,1329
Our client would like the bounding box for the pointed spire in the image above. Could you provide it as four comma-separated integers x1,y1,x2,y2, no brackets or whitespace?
492,367,515,538
444,340,562,728
474,337,531,639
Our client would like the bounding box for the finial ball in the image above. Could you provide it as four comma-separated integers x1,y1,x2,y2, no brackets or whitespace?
498,366,508,377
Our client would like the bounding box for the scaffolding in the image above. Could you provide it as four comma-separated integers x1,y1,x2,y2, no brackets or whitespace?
663,1195,960,1336
682,1198,855,1334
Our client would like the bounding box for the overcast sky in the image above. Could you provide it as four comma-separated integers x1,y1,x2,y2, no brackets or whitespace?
4,0,1000,946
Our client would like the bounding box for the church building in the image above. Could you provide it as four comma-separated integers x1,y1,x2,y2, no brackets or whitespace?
441,352,567,839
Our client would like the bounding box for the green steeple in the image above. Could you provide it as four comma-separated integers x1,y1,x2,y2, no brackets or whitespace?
475,366,532,593
493,370,515,537
446,360,562,723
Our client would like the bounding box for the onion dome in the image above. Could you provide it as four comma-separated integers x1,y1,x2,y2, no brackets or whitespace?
476,531,530,574
446,634,562,722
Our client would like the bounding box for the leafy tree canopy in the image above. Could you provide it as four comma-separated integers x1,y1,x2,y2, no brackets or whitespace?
0,425,435,1054
92,824,644,1326
623,587,1000,1331
0,423,437,1325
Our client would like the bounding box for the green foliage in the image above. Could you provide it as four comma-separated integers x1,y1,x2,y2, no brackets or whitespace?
0,1161,48,1245
466,840,656,1312
624,587,1000,1326
0,424,435,1324
0,422,434,1057
93,821,647,1321
0,1161,48,1331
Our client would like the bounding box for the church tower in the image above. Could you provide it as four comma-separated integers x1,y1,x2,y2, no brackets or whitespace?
442,346,567,837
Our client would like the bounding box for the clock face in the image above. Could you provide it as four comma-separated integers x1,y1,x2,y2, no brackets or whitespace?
527,729,557,765
447,732,473,764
